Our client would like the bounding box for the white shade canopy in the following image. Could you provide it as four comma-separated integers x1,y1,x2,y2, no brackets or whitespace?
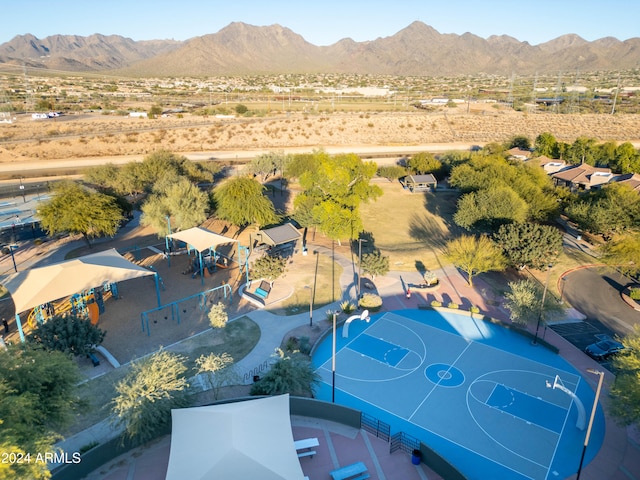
2,248,155,314
165,395,305,480
167,227,237,253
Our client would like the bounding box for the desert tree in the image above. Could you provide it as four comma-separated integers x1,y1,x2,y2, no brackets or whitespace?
246,151,288,182
250,349,319,397
445,235,506,286
567,136,598,165
28,314,106,357
0,344,81,479
38,181,123,247
295,151,382,242
360,251,390,279
611,142,640,174
533,132,557,158
194,352,240,400
250,255,287,282
453,187,528,233
111,349,190,445
141,176,210,236
565,183,640,238
600,234,640,276
506,135,531,151
493,223,563,270
504,279,562,328
213,176,279,228
609,325,640,425
377,165,407,182
406,152,442,175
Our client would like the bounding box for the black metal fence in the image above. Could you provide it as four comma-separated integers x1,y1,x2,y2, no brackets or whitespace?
360,412,390,442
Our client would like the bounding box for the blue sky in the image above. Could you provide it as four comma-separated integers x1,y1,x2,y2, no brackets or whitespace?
3,0,638,46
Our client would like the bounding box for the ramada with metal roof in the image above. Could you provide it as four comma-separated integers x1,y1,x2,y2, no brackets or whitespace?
405,174,437,193
252,222,302,247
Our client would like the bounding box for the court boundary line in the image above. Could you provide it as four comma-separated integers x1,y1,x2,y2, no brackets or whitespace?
481,380,569,436
408,342,472,421
398,310,583,386
323,383,536,480
346,333,411,368
466,368,579,471
314,311,588,479
545,375,582,480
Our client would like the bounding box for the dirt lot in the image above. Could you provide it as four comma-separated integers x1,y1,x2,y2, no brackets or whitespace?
1,109,639,168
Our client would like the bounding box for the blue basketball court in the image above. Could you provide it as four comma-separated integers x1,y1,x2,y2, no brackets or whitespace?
312,310,605,480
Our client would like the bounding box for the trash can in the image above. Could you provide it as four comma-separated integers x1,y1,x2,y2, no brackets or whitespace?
253,375,260,383
411,449,421,465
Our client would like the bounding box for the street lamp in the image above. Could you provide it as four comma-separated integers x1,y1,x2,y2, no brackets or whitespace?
8,244,18,272
357,238,367,299
304,285,313,327
533,263,553,345
332,311,337,403
576,369,605,480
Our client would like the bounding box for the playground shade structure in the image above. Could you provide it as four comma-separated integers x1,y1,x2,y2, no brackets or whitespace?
3,248,155,314
166,227,237,253
165,394,305,480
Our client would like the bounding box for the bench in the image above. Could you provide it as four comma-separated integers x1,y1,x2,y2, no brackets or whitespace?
297,450,316,458
88,352,100,367
330,461,368,480
255,280,272,299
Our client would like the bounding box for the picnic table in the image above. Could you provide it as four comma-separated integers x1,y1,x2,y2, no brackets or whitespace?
330,461,369,480
295,437,319,458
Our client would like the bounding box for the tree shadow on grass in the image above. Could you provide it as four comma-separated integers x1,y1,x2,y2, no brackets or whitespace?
408,212,451,250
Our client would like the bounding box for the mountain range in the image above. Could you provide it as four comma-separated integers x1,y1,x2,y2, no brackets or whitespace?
1,21,638,76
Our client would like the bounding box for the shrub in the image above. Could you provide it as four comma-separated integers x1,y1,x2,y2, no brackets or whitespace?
341,300,356,314
470,305,480,314
208,302,228,329
359,293,383,311
298,336,311,355
285,336,299,352
430,300,442,307
424,271,438,286
447,302,459,309
630,287,640,300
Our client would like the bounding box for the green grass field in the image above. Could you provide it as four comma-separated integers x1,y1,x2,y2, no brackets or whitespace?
361,182,462,271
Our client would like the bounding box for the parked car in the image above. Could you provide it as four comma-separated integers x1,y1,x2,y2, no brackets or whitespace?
584,338,626,361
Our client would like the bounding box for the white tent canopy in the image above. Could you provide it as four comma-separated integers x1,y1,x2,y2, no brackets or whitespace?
167,227,237,253
165,395,305,480
2,248,155,314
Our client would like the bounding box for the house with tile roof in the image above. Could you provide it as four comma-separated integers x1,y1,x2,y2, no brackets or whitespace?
551,164,613,191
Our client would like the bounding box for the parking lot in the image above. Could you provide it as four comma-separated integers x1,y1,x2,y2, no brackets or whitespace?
550,266,639,371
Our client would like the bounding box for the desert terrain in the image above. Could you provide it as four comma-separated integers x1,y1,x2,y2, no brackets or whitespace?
1,106,640,173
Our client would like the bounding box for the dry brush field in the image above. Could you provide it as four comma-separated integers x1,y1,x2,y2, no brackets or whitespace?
1,106,639,165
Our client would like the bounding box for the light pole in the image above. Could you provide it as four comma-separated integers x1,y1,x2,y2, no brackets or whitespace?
357,238,367,299
331,311,337,403
576,369,605,480
304,285,313,327
533,263,553,345
9,244,17,272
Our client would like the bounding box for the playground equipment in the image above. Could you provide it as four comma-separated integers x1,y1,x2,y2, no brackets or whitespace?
140,283,233,336
27,282,117,328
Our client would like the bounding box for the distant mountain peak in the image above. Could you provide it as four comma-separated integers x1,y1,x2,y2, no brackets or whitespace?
0,22,636,76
